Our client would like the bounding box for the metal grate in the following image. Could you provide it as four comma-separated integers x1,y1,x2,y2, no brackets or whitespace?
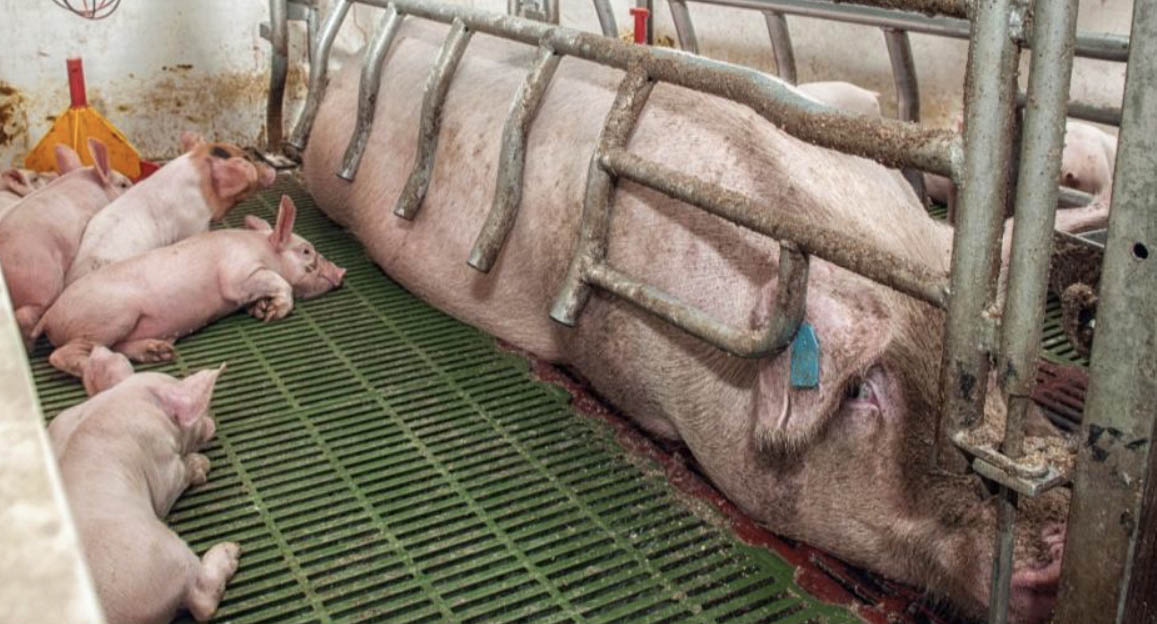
29,177,861,624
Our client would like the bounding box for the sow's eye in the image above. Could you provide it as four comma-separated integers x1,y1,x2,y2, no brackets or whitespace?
843,371,881,409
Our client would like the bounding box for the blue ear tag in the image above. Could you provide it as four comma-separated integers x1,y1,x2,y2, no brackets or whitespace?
789,321,820,389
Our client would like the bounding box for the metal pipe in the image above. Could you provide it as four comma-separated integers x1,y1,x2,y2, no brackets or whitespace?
669,0,700,53
991,0,1079,620
883,27,925,200
551,68,654,326
592,0,618,37
361,0,960,177
763,11,797,84
393,19,473,219
266,0,289,153
468,44,562,272
938,0,1021,447
546,0,559,23
1056,0,1157,618
338,6,403,181
600,147,950,307
1016,92,1122,127
287,0,352,153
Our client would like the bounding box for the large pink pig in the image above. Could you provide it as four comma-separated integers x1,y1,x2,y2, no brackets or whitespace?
64,132,277,285
36,195,345,377
49,346,239,624
0,167,59,222
302,21,1076,622
0,139,131,345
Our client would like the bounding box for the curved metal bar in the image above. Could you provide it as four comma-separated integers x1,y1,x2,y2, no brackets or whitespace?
266,0,289,152
338,6,404,181
591,0,618,37
287,0,352,154
468,44,562,272
763,11,797,84
551,68,654,326
393,19,474,219
883,27,926,200
669,0,700,53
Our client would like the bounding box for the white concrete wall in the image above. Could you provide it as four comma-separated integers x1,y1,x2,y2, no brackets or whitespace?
0,0,1135,167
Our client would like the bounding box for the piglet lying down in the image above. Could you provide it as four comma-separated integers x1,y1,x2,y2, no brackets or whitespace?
35,195,346,377
49,347,236,624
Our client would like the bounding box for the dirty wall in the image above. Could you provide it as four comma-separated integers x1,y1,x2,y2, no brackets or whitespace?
0,0,1133,167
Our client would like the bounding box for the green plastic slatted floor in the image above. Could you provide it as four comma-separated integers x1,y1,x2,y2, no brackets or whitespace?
29,178,861,624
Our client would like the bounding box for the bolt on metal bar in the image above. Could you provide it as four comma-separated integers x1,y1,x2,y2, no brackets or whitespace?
988,0,1079,620
468,43,562,272
338,6,403,181
267,0,289,152
551,67,654,326
394,19,473,220
600,147,950,307
938,0,1021,443
764,11,797,83
287,0,352,154
592,0,618,37
883,27,926,200
1056,0,1157,618
669,0,699,53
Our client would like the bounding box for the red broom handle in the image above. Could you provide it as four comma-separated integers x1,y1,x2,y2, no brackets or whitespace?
67,58,87,108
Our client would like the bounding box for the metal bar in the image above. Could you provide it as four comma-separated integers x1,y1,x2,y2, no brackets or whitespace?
546,0,559,23
763,11,797,84
1058,186,1094,208
550,68,654,326
361,0,960,177
669,0,700,53
267,0,289,152
600,147,950,307
338,6,403,181
1016,92,1122,127
938,0,1021,446
287,0,352,153
638,0,655,45
393,19,474,219
989,0,1079,620
584,247,808,358
468,43,562,272
1056,0,1157,618
883,27,925,200
592,0,618,37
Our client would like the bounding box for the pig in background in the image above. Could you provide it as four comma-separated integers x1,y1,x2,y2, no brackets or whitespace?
795,80,883,117
36,194,345,377
0,167,59,221
303,21,1079,622
0,139,131,346
65,131,277,285
49,347,238,624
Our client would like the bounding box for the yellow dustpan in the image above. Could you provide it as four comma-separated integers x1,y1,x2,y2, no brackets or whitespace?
23,58,157,180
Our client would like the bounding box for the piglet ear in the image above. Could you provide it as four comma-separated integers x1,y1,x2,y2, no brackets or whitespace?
210,157,257,204
154,365,225,429
180,130,205,153
55,144,83,174
81,346,134,396
87,138,112,187
244,214,273,233
270,195,297,251
1,169,34,195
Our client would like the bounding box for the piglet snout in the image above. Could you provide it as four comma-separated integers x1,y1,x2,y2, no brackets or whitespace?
257,163,277,188
321,260,346,288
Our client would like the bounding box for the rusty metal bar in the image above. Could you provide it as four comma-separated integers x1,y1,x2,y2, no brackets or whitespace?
1015,92,1123,127
601,147,950,307
394,19,473,219
551,68,654,327
468,43,562,272
592,0,618,37
764,11,797,83
883,27,925,200
1056,0,1157,618
287,0,352,154
669,0,700,53
338,5,403,181
266,0,289,152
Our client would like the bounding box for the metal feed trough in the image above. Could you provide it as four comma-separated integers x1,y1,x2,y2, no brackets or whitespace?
266,0,1157,621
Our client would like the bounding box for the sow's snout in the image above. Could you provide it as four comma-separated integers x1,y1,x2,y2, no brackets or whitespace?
1007,523,1066,624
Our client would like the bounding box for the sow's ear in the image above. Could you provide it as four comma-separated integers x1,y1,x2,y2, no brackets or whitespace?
81,346,134,396
154,364,226,429
270,194,297,251
55,144,83,174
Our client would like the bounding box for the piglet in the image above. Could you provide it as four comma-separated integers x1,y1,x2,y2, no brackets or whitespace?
0,167,59,222
49,347,238,624
796,81,882,117
37,194,346,377
65,131,277,285
0,139,131,345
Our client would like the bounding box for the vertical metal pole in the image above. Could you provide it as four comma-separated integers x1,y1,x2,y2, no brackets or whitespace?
287,0,352,153
668,0,699,53
883,27,925,200
990,0,1079,621
592,0,618,37
938,0,1021,449
337,6,403,180
1056,0,1157,620
636,0,654,45
763,11,797,84
267,0,289,153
